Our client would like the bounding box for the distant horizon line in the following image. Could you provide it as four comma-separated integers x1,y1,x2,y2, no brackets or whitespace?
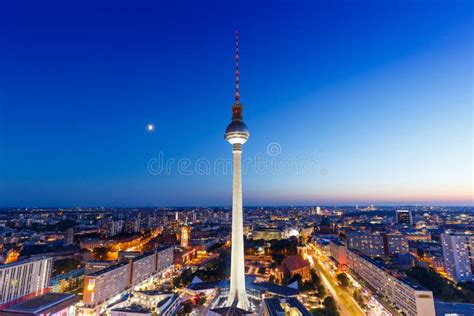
0,204,473,209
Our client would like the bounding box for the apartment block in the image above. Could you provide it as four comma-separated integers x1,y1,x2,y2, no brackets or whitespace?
441,232,474,283
347,249,435,316
0,257,52,308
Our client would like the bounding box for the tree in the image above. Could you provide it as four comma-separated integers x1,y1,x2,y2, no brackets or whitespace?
406,266,474,303
197,294,206,305
183,302,193,314
416,248,425,258
316,284,326,297
173,269,194,288
300,280,316,292
92,246,108,260
323,296,339,316
269,274,276,283
310,308,326,316
272,253,285,265
269,237,298,255
310,268,321,284
53,258,81,276
336,273,350,287
287,273,302,286
353,289,362,303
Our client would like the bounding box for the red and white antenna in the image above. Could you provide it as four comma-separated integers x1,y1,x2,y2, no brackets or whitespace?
235,31,240,103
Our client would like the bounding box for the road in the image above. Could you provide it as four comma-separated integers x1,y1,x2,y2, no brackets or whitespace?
308,247,365,316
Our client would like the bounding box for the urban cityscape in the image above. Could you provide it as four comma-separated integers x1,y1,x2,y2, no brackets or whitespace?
0,1,472,316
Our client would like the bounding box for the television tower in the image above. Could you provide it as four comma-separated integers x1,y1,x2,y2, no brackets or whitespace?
225,31,250,310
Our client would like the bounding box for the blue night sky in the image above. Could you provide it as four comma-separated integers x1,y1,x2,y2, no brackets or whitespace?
0,1,472,207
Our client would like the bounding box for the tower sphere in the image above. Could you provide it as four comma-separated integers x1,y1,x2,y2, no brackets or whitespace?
225,120,249,145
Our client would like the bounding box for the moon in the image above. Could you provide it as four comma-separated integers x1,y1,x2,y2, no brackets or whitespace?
147,124,155,132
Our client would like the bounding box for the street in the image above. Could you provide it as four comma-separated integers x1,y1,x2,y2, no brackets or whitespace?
308,246,365,316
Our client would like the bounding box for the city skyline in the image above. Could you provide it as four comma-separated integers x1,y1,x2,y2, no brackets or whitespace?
1,1,473,207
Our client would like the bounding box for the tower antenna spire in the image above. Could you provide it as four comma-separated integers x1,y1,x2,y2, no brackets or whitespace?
235,31,240,103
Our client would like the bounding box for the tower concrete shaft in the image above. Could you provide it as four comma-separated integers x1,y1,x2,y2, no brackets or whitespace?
227,143,249,310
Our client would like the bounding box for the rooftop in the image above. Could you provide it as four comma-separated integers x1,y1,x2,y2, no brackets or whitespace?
88,261,129,277
137,290,172,296
111,304,150,314
0,257,51,270
435,301,474,316
210,306,252,315
132,252,155,262
280,254,310,272
263,297,312,316
253,282,299,297
3,293,78,314
187,280,227,291
156,295,177,308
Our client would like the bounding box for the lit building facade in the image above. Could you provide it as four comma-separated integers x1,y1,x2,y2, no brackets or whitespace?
441,232,474,283
155,246,174,273
83,261,131,307
131,253,155,285
81,246,174,314
347,231,385,257
64,227,74,246
180,225,190,249
130,290,179,314
0,257,52,308
252,229,284,241
396,210,413,225
329,240,347,266
384,232,409,255
347,249,435,316
346,231,408,257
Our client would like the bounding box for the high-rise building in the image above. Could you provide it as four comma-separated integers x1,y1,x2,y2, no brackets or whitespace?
383,232,409,255
346,231,385,257
0,257,53,308
347,231,409,257
396,210,413,225
111,220,124,236
64,227,74,246
147,214,155,229
134,213,141,232
225,31,250,310
441,232,474,283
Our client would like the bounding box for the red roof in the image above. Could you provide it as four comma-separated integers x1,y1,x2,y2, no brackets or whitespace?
281,255,310,272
